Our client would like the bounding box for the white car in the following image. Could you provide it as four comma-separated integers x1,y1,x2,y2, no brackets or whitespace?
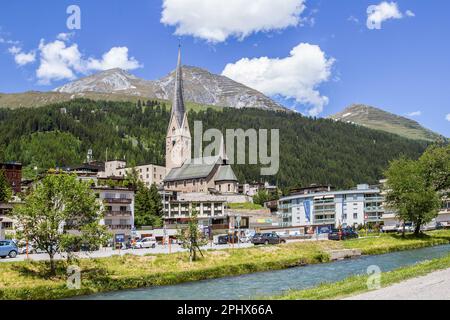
18,243,45,255
133,237,157,249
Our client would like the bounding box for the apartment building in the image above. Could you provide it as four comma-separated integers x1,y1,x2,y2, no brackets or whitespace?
100,160,166,187
93,186,135,242
278,184,383,232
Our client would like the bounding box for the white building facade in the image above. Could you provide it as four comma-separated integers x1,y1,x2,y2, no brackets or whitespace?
278,184,384,232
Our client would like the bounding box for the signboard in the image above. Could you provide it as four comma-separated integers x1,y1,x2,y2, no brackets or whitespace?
303,200,311,222
317,226,332,234
115,234,125,243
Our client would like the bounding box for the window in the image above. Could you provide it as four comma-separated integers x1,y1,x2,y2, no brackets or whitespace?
353,213,358,219
228,184,231,192
105,219,112,225
146,174,149,179
120,206,127,212
147,167,149,172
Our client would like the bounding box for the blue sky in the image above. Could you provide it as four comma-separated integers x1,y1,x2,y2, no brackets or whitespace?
0,0,449,136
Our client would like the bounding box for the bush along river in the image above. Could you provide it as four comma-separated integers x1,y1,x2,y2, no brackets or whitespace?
75,244,450,300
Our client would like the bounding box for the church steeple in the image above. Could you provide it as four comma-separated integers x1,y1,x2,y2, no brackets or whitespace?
166,45,191,171
172,45,186,127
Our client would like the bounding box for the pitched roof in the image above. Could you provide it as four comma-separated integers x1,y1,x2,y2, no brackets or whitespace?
164,156,221,182
215,165,238,182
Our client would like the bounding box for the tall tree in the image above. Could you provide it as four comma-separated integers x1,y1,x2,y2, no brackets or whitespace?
418,144,450,192
13,174,110,275
384,157,441,236
134,183,163,228
0,170,12,203
176,210,207,262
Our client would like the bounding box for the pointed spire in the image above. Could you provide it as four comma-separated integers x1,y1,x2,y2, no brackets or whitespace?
172,44,186,127
219,134,229,162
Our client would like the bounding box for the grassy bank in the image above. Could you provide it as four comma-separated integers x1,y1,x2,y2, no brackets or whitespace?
1,230,449,300
271,253,450,300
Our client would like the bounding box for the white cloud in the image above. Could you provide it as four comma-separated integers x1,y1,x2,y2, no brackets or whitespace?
348,15,360,24
87,47,141,71
35,37,141,84
406,10,415,17
36,39,85,84
366,2,403,29
446,114,450,122
161,0,306,42
56,32,74,41
222,43,334,116
406,111,421,117
8,46,36,66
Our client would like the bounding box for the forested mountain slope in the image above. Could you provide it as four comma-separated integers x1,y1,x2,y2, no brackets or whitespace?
0,99,428,189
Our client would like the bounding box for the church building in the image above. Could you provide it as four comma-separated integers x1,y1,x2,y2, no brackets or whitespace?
164,47,238,195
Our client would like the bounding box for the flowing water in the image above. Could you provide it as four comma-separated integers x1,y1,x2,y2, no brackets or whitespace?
77,244,450,300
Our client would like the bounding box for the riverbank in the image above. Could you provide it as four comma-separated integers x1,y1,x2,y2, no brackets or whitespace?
1,230,450,300
271,253,450,300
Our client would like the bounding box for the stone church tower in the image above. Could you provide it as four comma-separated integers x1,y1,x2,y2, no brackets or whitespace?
166,46,191,171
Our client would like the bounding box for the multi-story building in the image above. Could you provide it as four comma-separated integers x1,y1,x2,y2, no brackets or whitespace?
0,162,22,194
278,184,383,232
100,161,166,188
93,186,135,242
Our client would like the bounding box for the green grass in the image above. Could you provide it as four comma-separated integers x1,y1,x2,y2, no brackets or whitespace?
227,202,264,210
342,230,450,255
271,253,450,300
1,230,449,300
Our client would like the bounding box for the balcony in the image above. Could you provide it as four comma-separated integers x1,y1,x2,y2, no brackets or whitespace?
314,218,336,225
365,196,384,202
103,198,132,204
104,211,132,217
365,213,383,222
364,206,384,212
107,225,132,230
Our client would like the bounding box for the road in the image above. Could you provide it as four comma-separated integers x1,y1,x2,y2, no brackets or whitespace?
0,242,256,262
0,237,326,263
345,268,450,300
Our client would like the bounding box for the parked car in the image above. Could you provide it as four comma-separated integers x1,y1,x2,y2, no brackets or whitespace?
251,233,286,245
397,223,414,233
421,223,437,231
328,228,359,241
18,243,43,255
381,225,398,233
133,237,157,249
0,240,18,259
215,234,239,245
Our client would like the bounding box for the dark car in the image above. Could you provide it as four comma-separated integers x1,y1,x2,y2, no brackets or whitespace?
328,228,359,241
216,234,239,245
251,233,286,245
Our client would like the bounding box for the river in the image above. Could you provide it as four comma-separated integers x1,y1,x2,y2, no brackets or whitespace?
77,244,450,300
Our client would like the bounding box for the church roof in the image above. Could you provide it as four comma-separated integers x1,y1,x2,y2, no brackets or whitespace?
164,156,221,182
171,46,186,127
215,165,238,182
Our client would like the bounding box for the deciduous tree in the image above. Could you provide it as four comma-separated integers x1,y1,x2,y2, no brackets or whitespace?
13,174,109,275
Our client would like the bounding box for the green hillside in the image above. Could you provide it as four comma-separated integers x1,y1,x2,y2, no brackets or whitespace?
330,104,444,142
0,99,429,190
